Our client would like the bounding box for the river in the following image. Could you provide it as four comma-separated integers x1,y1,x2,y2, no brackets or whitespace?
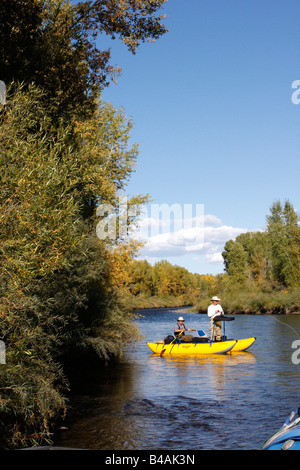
54,307,300,450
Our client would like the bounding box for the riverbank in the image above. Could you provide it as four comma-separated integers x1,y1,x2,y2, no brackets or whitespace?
127,288,300,316
195,288,300,315
128,294,196,311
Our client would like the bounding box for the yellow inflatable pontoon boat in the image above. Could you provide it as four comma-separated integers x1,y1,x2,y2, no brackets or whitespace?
146,315,256,356
146,339,238,355
147,337,256,356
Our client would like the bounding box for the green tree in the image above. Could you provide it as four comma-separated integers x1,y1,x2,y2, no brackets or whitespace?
267,200,300,287
0,84,145,448
233,231,271,288
222,239,250,287
0,0,168,120
0,0,168,448
222,230,275,290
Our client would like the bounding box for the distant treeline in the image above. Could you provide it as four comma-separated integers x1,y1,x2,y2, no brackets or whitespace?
123,201,300,315
122,259,215,308
205,200,300,315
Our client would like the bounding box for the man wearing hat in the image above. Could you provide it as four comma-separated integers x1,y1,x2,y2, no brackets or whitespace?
207,296,224,341
174,316,196,342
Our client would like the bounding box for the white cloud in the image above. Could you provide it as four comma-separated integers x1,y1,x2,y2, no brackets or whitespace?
132,211,247,267
203,214,222,226
205,252,224,264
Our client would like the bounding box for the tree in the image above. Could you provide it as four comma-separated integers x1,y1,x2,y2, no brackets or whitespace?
267,200,300,287
0,0,168,448
221,200,300,292
0,0,168,120
222,239,250,286
232,231,271,288
0,84,146,447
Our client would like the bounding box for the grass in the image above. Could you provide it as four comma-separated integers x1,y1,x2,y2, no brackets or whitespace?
195,288,300,315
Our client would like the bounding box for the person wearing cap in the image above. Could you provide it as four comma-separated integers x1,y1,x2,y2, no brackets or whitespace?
174,316,196,342
207,296,224,341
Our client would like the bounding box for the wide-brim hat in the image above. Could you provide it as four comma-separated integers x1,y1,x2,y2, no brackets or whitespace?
177,316,185,321
211,296,220,301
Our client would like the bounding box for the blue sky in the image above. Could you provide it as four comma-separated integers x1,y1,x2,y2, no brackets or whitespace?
100,0,300,275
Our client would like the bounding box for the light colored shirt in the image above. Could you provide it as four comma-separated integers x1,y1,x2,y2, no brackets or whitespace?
174,322,186,333
207,303,224,319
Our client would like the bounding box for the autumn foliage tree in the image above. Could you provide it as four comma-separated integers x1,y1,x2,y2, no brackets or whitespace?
0,82,146,447
123,259,218,307
0,0,167,449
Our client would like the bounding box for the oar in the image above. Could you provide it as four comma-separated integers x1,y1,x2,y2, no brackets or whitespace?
160,329,184,357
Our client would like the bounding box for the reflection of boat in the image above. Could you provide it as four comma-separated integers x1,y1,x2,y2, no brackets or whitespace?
151,350,256,365
261,408,300,450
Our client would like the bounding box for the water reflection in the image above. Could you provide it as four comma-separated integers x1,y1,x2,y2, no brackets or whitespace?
55,362,153,450
148,352,257,401
55,310,300,450
153,351,256,366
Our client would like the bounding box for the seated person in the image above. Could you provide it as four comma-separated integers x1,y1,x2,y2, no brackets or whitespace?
174,316,196,342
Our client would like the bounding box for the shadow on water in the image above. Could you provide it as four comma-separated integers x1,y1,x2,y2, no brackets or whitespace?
54,364,256,450
54,308,300,450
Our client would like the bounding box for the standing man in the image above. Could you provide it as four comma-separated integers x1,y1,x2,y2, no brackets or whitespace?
207,296,224,341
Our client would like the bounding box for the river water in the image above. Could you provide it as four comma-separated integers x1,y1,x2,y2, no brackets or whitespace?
54,307,300,450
